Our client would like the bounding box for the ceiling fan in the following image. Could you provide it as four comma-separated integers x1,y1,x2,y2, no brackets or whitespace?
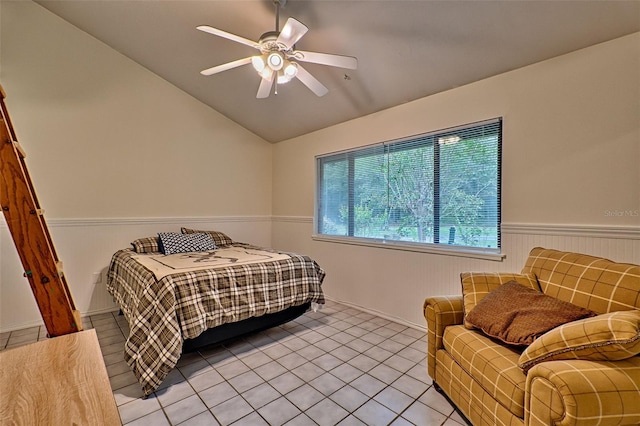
197,0,357,98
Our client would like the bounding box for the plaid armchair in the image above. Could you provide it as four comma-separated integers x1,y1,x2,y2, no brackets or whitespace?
424,247,640,426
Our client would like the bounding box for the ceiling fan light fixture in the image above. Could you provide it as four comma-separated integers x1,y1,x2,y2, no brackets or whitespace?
277,72,290,84
276,60,298,84
259,67,272,79
267,52,284,70
283,61,298,78
251,55,266,72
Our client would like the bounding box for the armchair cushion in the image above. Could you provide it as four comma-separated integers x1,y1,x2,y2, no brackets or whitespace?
522,247,640,313
460,272,539,328
443,325,527,418
519,309,640,371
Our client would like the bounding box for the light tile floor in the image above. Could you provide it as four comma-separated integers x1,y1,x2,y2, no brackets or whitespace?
1,300,466,426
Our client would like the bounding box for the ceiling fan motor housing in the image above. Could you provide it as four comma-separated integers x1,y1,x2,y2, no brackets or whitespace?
267,52,284,70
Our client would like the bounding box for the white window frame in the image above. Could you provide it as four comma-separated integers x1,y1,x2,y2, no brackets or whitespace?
313,118,504,261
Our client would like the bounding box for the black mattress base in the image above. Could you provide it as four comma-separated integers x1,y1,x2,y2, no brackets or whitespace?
182,302,311,353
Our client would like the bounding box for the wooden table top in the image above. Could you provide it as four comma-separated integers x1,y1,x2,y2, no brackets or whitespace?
0,329,121,425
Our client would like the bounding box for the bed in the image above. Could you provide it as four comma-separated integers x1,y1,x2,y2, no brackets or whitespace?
106,228,325,396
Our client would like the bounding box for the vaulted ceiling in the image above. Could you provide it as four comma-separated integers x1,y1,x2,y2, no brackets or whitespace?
36,0,640,143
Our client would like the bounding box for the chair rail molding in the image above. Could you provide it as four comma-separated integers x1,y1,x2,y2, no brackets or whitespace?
502,223,640,240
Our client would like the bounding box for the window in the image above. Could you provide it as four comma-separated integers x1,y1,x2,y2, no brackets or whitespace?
315,118,502,251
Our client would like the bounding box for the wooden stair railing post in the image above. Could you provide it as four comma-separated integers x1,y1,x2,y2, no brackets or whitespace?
0,86,81,336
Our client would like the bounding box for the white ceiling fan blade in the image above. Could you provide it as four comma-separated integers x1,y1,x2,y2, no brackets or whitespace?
294,50,358,70
200,57,252,76
197,25,260,49
256,69,275,99
295,65,328,97
277,18,308,49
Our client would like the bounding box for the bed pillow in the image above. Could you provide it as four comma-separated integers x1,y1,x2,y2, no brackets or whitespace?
461,272,539,329
181,227,234,247
518,310,640,371
158,232,217,255
131,237,161,253
465,281,597,346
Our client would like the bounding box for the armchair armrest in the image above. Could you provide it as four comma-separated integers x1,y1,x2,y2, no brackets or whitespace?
525,357,640,426
423,296,464,380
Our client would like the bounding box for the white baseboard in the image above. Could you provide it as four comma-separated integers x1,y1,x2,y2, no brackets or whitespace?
0,307,121,334
324,296,427,333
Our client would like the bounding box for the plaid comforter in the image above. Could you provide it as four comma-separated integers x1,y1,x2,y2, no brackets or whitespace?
106,243,325,396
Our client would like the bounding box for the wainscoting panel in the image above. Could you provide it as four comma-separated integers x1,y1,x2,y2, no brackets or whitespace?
0,217,271,333
272,217,640,329
3,217,637,333
501,223,640,269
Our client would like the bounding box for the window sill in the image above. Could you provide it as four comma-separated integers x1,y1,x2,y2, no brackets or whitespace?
311,234,506,261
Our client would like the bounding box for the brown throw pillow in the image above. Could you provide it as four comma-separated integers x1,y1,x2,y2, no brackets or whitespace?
461,272,539,329
465,281,597,346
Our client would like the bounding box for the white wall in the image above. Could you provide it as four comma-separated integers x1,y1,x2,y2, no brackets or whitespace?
0,1,273,331
2,1,638,333
272,33,640,328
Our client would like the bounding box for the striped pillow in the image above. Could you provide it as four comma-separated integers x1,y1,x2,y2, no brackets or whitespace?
131,237,161,253
519,310,640,372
